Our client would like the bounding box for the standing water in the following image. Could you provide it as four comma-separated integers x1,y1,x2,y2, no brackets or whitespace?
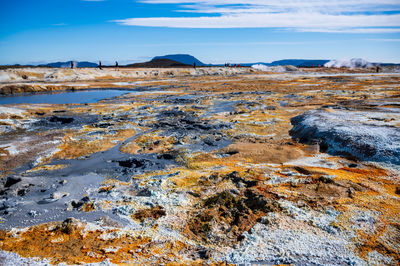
0,89,129,105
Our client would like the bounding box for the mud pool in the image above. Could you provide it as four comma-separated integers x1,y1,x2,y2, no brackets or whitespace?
0,68,399,265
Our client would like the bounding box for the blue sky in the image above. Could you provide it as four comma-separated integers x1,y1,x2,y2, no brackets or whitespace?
0,0,399,65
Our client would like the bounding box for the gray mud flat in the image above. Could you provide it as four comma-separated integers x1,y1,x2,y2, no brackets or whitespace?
0,89,237,230
290,104,400,165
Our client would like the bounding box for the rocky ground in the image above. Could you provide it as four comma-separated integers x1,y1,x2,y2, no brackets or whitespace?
0,67,399,265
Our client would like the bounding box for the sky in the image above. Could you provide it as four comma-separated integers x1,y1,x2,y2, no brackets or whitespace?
0,0,400,65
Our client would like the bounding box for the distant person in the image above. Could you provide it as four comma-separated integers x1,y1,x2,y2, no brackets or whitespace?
376,66,381,73
193,62,196,69
70,61,74,69
238,64,241,68
115,61,119,71
98,61,102,70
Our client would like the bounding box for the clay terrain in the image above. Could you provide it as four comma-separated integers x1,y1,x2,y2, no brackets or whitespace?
0,67,399,265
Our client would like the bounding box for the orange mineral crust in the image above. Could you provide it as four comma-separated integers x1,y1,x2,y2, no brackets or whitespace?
0,68,399,265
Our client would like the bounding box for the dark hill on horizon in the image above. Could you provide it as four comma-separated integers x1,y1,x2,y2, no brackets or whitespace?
152,54,206,66
126,58,191,68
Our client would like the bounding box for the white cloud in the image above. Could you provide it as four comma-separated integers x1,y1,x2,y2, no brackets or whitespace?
368,38,400,41
112,0,400,32
114,13,400,30
297,28,400,33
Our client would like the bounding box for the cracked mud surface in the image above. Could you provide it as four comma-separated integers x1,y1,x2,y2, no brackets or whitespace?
0,68,399,265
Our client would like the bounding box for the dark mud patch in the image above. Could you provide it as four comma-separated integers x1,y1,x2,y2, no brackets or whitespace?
48,116,74,124
132,206,166,221
187,189,281,245
153,109,232,152
32,114,102,130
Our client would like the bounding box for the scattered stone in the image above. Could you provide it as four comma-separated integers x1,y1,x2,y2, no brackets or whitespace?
28,210,38,217
51,192,69,200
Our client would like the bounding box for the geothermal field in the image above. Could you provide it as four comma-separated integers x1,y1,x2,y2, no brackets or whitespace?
0,66,399,265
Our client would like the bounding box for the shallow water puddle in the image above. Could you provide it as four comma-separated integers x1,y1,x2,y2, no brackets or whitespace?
0,89,130,105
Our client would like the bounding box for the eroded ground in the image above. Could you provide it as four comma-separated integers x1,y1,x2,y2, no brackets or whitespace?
0,68,399,265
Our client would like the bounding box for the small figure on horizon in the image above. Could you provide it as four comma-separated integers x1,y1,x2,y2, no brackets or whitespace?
70,61,74,69
115,61,119,71
376,65,381,73
98,61,102,70
193,62,196,69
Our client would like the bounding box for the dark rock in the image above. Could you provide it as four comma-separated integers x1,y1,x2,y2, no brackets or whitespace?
93,122,113,128
71,200,84,209
17,189,27,196
319,176,335,184
81,196,90,202
118,158,151,168
157,153,174,160
197,249,210,259
5,177,21,188
136,188,152,197
188,191,200,197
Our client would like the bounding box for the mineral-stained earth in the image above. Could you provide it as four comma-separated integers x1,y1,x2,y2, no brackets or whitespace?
0,67,399,265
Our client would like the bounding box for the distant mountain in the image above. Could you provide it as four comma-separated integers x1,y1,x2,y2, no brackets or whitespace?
268,59,329,67
127,58,191,68
240,59,330,67
40,61,98,68
152,54,206,66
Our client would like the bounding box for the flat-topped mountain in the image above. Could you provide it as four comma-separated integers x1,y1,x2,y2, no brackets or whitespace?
126,58,191,68
152,54,206,66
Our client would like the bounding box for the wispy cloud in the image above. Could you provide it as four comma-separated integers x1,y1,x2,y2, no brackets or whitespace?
368,38,400,42
296,28,400,33
112,0,400,32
